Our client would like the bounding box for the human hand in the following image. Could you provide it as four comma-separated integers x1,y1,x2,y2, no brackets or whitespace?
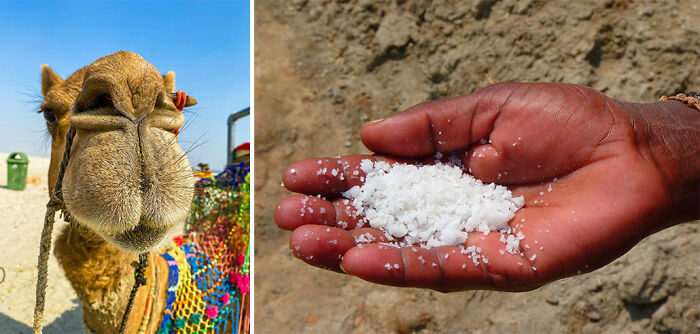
275,82,698,291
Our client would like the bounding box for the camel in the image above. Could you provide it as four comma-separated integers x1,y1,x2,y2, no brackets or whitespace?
35,51,213,333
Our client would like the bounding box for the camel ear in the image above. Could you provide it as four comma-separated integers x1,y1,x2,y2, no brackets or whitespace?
185,95,197,107
163,71,175,93
41,65,63,96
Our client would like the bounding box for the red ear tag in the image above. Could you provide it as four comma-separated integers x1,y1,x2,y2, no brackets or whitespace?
173,90,187,111
173,128,180,135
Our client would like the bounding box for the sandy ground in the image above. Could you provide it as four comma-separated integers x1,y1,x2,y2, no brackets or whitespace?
255,1,699,333
0,153,82,333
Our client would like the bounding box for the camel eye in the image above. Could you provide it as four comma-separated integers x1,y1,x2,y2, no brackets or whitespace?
42,109,57,124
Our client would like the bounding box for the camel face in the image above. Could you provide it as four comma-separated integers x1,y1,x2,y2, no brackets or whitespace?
41,51,195,253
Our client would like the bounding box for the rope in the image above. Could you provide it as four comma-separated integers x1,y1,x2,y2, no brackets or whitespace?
118,253,149,334
33,126,75,333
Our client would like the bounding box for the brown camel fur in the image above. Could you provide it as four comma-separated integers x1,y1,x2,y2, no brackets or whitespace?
40,51,197,333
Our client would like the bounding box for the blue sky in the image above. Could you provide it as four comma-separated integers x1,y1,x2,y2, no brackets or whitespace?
0,0,250,170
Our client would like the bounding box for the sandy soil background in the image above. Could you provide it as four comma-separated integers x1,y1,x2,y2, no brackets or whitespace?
0,153,82,333
254,1,699,333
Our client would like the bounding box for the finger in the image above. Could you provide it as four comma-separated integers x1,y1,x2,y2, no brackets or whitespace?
333,198,368,230
340,230,542,291
361,83,521,157
282,155,412,197
289,225,356,272
274,195,336,230
289,226,392,272
274,195,370,231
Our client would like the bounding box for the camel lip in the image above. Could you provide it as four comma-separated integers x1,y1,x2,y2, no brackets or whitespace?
108,223,168,253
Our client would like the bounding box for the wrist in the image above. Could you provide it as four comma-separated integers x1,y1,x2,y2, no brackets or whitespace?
622,100,699,226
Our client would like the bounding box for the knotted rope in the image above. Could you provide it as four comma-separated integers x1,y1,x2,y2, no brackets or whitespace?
118,253,149,334
33,125,75,333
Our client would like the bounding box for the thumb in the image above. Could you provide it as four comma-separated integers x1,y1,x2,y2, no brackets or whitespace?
360,83,521,157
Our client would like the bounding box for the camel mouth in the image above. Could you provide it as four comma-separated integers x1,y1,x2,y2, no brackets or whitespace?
107,222,168,253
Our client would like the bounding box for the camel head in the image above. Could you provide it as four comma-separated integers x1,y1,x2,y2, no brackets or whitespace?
40,51,197,252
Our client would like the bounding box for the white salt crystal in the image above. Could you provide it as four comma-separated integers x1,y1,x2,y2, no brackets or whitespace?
290,168,296,174
320,207,326,214
384,263,392,270
342,159,524,248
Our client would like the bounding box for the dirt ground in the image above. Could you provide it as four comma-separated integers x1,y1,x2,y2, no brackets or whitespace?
254,0,699,333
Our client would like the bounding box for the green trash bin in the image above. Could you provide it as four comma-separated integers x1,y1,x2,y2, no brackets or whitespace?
6,152,29,191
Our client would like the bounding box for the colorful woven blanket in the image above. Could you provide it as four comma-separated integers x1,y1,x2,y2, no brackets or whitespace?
157,163,250,334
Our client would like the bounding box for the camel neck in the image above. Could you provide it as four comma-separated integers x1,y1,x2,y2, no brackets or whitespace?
53,223,143,333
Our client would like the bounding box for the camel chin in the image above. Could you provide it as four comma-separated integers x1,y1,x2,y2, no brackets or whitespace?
106,223,169,253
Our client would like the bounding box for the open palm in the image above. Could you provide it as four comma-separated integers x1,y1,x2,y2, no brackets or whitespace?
275,83,674,291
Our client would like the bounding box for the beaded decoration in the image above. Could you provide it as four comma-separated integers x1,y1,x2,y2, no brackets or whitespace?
157,162,250,334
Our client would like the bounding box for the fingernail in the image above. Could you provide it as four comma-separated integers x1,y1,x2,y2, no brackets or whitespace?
366,118,384,125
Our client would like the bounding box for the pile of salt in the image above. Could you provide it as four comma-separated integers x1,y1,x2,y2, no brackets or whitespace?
342,159,524,248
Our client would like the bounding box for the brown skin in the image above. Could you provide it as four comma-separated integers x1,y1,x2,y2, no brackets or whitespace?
41,51,194,333
276,83,699,292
